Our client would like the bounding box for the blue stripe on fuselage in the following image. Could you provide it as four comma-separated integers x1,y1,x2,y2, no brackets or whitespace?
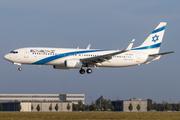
131,43,161,50
32,49,108,64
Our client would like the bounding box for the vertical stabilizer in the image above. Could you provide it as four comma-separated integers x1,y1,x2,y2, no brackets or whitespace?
132,22,167,54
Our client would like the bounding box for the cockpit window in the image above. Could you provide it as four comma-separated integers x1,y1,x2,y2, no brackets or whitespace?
10,51,18,54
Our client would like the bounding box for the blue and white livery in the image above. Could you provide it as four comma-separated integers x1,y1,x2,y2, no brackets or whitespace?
4,22,174,74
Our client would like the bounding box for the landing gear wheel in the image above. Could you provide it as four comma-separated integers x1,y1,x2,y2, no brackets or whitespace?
79,69,85,74
86,68,92,74
18,67,22,71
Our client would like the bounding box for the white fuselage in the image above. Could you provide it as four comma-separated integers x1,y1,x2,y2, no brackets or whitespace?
4,47,153,68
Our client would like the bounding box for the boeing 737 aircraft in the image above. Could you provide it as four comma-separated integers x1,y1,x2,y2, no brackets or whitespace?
4,22,174,74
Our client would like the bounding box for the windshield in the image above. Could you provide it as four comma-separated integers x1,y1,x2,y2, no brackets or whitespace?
10,51,18,54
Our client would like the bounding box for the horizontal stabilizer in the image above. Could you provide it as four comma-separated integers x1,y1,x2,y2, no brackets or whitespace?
149,51,175,56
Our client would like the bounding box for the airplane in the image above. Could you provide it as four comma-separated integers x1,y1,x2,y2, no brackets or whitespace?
4,22,174,74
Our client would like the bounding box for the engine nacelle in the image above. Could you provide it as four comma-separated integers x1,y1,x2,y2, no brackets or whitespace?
64,59,82,68
53,65,70,70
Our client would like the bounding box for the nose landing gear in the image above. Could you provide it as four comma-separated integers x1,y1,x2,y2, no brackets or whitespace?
18,67,22,71
13,63,22,71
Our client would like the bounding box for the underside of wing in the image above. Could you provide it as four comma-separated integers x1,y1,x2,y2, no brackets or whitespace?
80,50,128,66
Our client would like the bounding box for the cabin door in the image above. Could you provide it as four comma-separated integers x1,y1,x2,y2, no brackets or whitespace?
24,49,29,58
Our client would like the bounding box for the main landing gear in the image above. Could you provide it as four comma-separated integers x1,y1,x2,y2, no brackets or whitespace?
79,68,92,74
79,69,85,74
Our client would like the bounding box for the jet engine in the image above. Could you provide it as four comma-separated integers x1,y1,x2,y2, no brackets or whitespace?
64,59,82,68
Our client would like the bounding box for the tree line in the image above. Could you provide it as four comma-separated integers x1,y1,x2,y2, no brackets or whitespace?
72,100,114,111
1,100,179,112
147,101,180,111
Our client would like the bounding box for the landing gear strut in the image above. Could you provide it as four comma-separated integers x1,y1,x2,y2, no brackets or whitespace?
13,63,22,71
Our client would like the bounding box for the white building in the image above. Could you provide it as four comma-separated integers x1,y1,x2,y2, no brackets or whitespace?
0,94,60,102
0,94,85,112
111,98,147,112
2,101,72,112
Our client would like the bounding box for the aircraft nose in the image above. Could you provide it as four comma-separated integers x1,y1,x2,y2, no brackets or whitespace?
4,54,10,61
4,55,7,60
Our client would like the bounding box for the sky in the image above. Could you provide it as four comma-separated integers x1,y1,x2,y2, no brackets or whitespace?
1,0,180,104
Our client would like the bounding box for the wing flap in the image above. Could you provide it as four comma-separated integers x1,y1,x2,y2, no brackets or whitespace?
81,40,135,65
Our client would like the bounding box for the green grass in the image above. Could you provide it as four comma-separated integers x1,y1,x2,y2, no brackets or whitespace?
0,112,180,120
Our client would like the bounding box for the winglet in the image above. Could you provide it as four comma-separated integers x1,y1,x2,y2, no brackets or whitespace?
86,44,91,49
125,39,135,51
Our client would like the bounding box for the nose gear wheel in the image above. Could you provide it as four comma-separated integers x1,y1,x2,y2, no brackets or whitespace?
18,67,22,71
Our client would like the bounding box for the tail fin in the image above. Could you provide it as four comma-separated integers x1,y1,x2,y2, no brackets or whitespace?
132,22,167,54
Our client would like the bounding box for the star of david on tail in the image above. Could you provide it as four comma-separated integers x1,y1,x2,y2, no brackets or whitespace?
152,35,159,43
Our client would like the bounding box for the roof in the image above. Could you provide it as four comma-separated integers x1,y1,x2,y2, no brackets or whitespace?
95,96,104,102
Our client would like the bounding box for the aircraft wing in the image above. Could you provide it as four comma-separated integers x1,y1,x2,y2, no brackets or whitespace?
81,39,135,65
